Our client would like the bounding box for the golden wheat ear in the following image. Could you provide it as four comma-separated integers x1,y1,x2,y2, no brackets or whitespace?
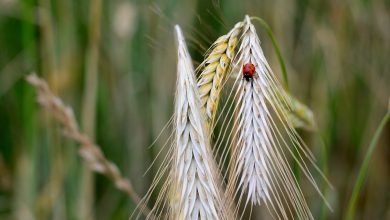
220,15,331,220
197,21,245,131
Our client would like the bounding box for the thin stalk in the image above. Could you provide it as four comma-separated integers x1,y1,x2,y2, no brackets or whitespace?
251,16,289,90
79,0,102,218
12,0,39,220
345,107,390,220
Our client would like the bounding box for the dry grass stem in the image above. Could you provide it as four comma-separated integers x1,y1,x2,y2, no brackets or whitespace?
25,73,152,218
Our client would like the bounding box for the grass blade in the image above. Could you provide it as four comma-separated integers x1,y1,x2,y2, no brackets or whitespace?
345,103,390,220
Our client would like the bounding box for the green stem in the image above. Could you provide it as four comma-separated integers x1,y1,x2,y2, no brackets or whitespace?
251,17,289,90
79,0,102,218
345,110,390,220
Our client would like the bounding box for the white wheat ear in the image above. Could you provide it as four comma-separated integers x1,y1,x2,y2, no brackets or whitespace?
223,16,330,220
135,25,233,220
171,25,233,220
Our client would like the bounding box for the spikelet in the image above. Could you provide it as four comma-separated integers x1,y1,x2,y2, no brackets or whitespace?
197,21,244,130
225,16,327,220
279,90,316,131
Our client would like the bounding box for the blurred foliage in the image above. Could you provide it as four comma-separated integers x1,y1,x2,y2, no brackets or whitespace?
0,0,389,219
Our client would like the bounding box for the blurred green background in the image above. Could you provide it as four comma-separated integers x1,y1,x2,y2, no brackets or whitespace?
0,0,389,219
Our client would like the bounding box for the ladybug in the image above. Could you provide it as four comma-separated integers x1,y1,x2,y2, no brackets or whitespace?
242,63,255,81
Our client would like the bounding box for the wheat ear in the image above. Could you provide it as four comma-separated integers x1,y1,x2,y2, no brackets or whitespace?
137,26,232,220
171,25,231,220
197,21,244,130
224,16,330,219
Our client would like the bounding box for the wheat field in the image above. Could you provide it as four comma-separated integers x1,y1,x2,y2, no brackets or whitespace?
0,0,389,219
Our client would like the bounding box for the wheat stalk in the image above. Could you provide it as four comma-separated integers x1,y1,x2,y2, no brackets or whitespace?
223,16,330,219
25,74,152,218
197,21,244,130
